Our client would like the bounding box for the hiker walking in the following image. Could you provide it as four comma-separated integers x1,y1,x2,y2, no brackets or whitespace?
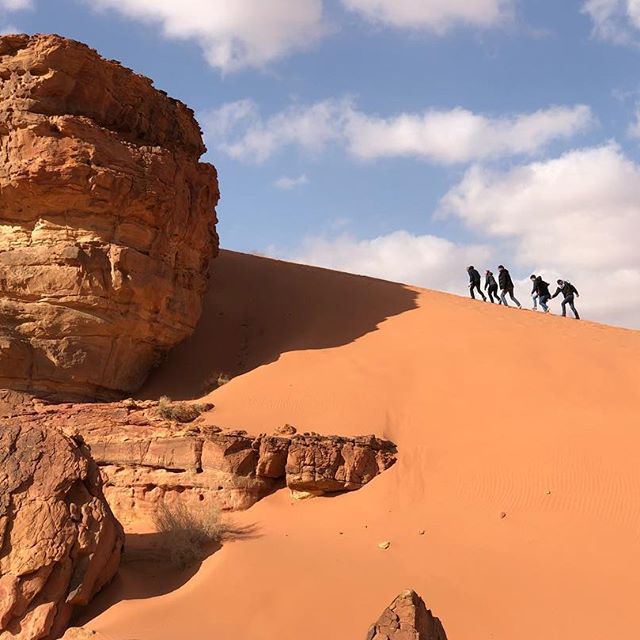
484,270,502,304
530,275,551,313
530,275,539,310
467,266,486,301
497,265,522,308
551,279,580,319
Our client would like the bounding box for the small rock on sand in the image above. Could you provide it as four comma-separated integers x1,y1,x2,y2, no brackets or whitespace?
378,541,391,550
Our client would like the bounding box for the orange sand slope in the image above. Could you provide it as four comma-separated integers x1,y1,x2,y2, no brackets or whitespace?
94,250,640,640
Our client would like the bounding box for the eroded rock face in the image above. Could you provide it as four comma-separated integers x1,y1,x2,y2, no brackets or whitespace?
0,400,397,528
0,34,219,399
0,424,124,640
367,590,448,640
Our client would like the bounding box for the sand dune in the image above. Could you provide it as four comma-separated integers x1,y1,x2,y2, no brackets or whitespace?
89,250,640,640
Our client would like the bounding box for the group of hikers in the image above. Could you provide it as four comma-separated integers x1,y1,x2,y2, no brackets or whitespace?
466,265,581,319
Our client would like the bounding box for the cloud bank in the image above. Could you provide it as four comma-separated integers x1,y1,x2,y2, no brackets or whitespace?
204,98,594,165
87,0,326,72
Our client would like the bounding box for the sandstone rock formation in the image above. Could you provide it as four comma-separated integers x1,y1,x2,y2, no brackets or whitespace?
367,590,448,640
0,399,396,527
0,34,219,399
0,424,124,640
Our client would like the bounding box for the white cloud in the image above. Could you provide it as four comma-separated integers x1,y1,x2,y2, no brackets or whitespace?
274,174,309,190
582,0,640,44
86,0,326,72
291,231,493,292
440,143,640,327
345,105,594,163
0,24,19,34
202,98,351,162
0,0,32,9
204,98,594,165
342,0,513,32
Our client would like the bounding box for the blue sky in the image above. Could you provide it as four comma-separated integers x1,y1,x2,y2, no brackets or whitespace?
3,0,640,327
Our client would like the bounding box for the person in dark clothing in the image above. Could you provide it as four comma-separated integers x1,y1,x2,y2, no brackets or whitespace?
530,274,539,310
484,270,502,304
551,279,580,319
530,274,551,313
467,266,486,301
497,265,522,308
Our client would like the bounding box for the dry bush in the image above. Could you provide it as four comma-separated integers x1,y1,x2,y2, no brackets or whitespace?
152,501,222,569
157,396,211,423
202,372,232,394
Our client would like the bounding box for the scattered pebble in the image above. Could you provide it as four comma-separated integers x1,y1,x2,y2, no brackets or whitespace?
338,531,344,535
378,541,391,550
418,530,425,535
499,512,507,519
546,490,552,495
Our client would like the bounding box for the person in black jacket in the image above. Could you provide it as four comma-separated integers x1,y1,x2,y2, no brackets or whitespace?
497,265,522,308
551,279,580,319
467,266,486,301
484,270,502,304
530,274,551,312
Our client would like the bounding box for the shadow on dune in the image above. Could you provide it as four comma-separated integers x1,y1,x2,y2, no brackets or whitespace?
76,522,260,625
140,250,419,400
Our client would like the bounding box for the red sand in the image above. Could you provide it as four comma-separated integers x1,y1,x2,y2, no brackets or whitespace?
87,250,640,639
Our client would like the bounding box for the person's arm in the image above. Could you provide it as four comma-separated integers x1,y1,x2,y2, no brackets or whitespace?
551,287,561,299
572,284,580,297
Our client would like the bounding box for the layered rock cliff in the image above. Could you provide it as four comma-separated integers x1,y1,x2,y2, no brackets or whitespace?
0,399,397,528
0,34,219,399
0,424,124,640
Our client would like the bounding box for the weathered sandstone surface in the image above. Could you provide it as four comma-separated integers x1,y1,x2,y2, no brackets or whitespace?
367,590,448,640
0,424,124,640
0,34,219,399
0,399,396,527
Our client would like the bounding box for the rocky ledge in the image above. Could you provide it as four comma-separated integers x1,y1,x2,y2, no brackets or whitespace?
0,34,219,399
1,399,397,527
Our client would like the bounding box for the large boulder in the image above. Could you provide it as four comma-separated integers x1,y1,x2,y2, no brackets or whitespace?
0,34,219,399
0,423,124,640
367,590,448,640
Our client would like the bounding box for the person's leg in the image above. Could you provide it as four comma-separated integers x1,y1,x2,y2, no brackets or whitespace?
567,296,580,319
500,290,509,306
539,295,549,312
532,293,538,310
509,290,522,308
469,285,476,300
561,298,567,317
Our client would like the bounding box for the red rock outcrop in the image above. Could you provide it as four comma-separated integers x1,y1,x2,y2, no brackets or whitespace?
0,34,219,399
0,423,124,640
367,590,448,640
0,399,397,527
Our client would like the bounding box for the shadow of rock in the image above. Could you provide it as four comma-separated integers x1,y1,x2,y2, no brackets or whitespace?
75,522,259,626
139,250,419,400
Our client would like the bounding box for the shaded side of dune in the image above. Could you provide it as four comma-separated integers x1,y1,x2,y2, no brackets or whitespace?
140,250,418,400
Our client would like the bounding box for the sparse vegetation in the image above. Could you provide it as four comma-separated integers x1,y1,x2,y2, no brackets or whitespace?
202,371,232,394
157,396,212,423
152,501,222,569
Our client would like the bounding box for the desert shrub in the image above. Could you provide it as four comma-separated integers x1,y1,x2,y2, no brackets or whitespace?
152,501,222,569
216,373,231,387
157,396,209,423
